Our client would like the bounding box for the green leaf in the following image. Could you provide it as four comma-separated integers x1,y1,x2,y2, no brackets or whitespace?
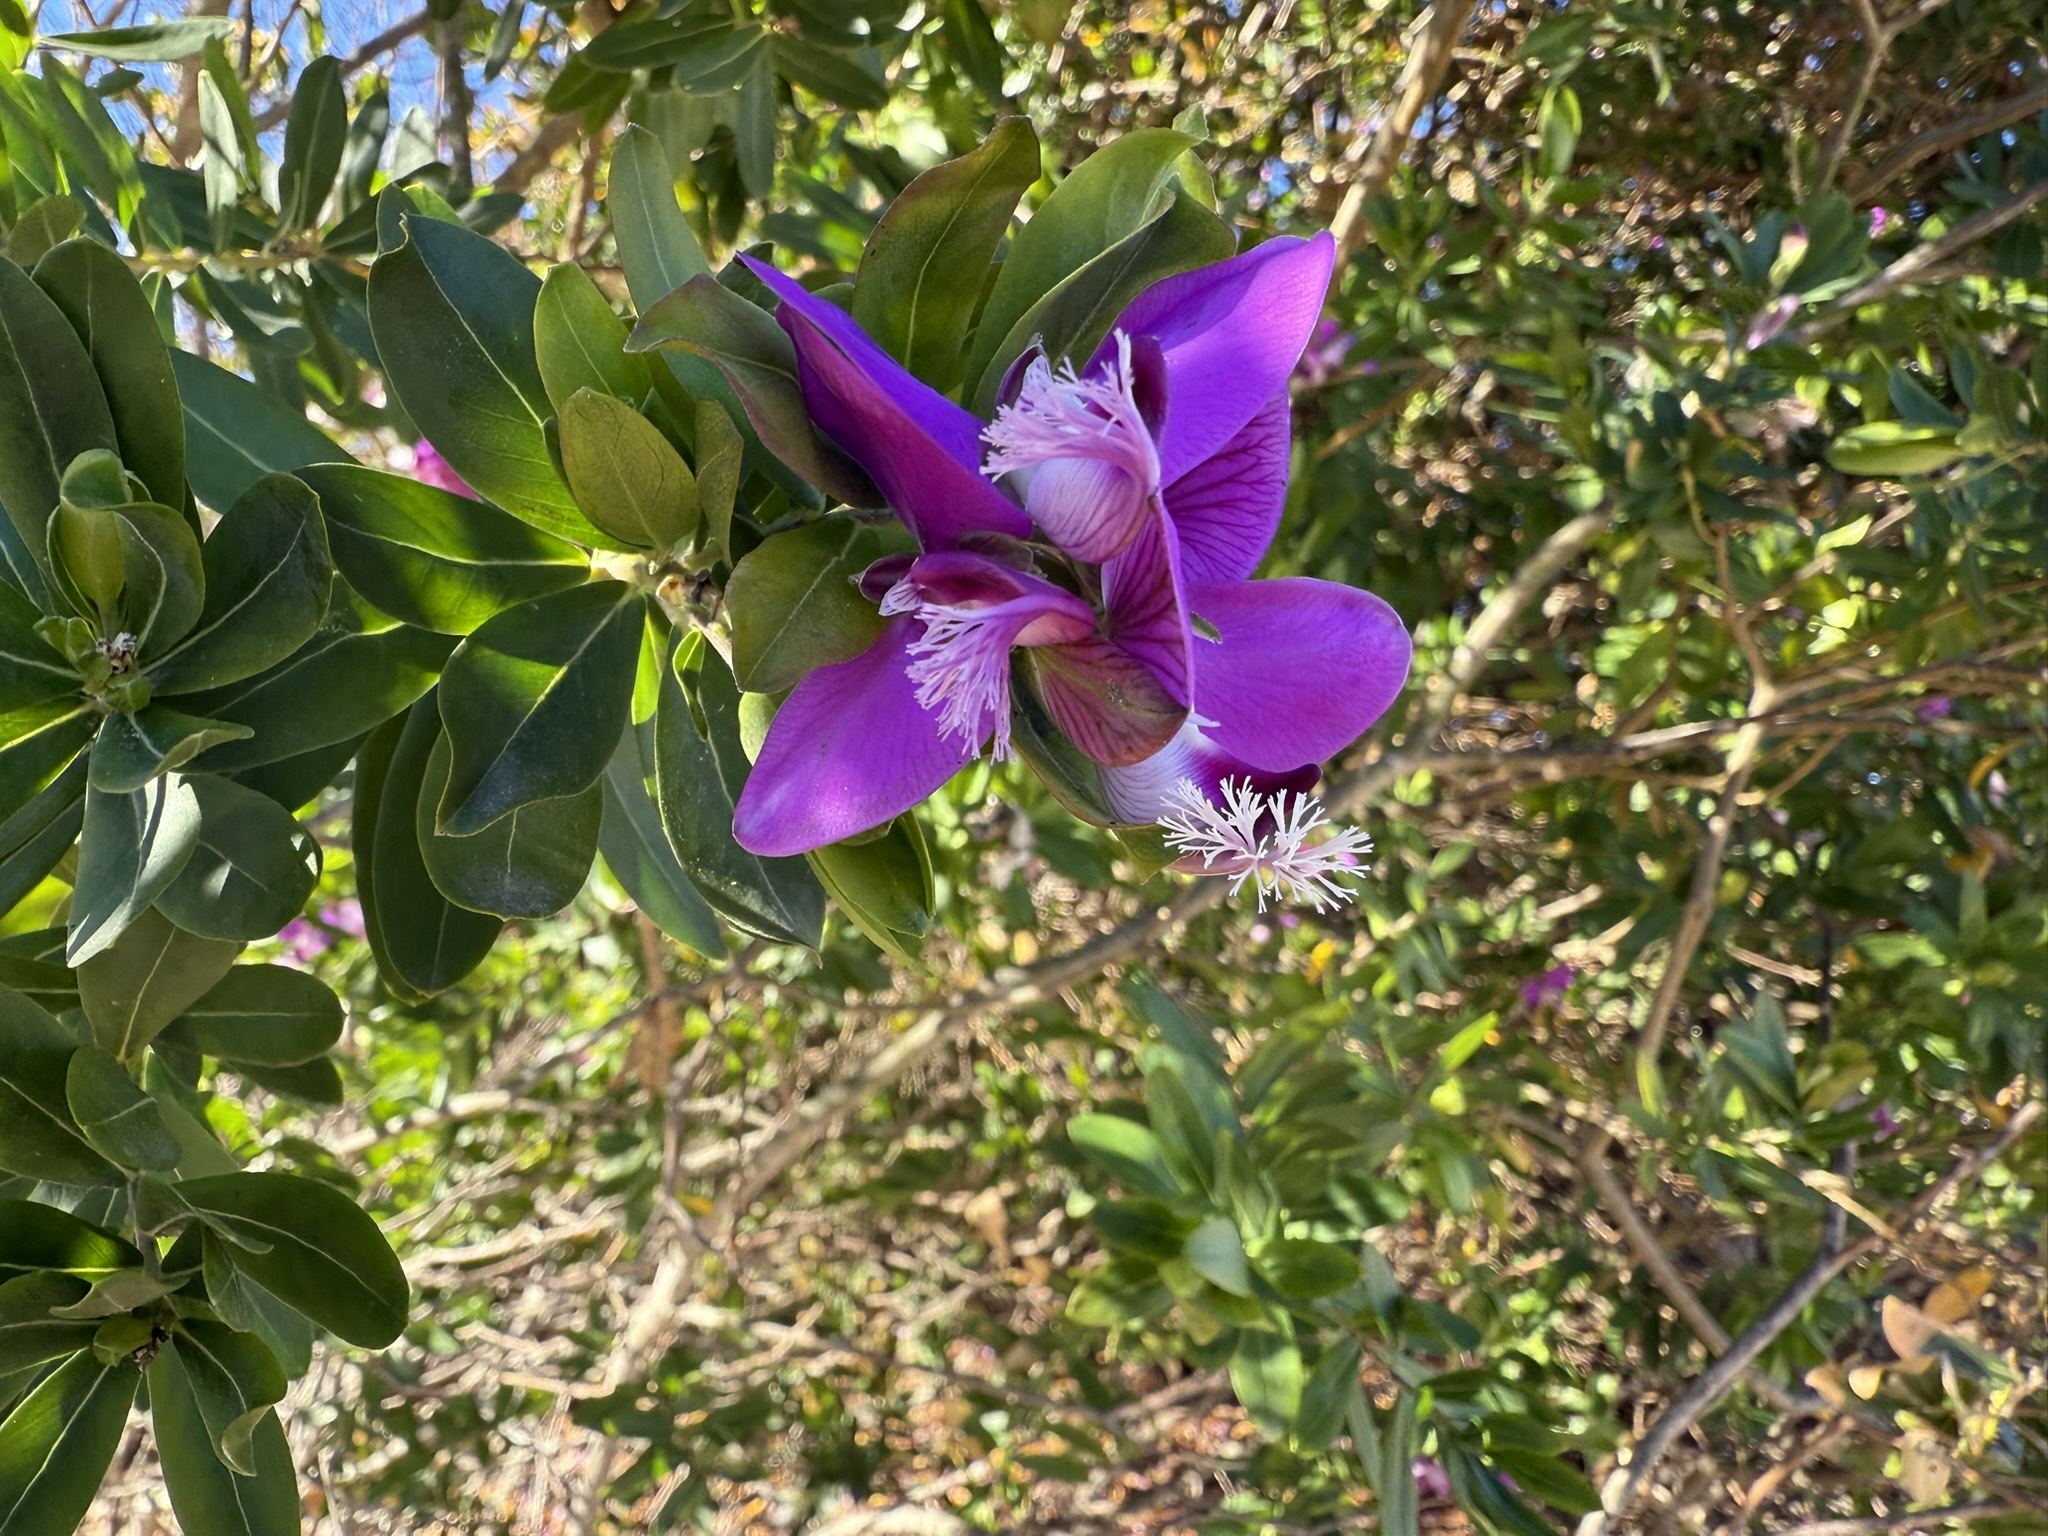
194,69,243,252
1487,1448,1602,1517
277,55,345,230
146,473,335,695
67,766,204,965
0,253,116,586
1087,1198,1193,1260
32,236,186,512
962,127,1201,394
734,49,776,198
161,1319,284,1476
338,87,389,212
42,18,233,61
1229,1324,1303,1437
1,195,84,268
65,1044,180,1171
1255,1237,1363,1300
296,464,588,635
606,126,712,314
104,498,207,654
534,262,655,416
415,731,599,918
653,648,824,946
774,37,889,110
583,11,762,77
367,210,595,541
1066,1114,1182,1199
969,188,1236,414
1186,1215,1253,1297
0,1201,139,1281
0,777,86,934
0,704,97,832
0,1349,137,1534
630,274,880,508
435,581,644,835
557,389,699,552
149,1343,298,1535
176,1173,409,1348
353,703,502,1002
808,813,933,966
726,518,887,694
0,1274,96,1375
938,0,1008,98
1350,1388,1419,1536
77,908,240,1059
0,986,119,1187
1293,1336,1361,1453
198,1233,310,1377
87,706,252,794
169,350,352,513
1537,84,1582,178
599,724,724,955
161,964,343,1067
176,606,455,772
1826,421,1965,476
852,117,1040,392
155,777,321,941
694,398,741,564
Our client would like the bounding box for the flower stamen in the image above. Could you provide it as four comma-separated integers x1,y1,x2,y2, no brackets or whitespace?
1159,777,1373,912
882,580,1018,761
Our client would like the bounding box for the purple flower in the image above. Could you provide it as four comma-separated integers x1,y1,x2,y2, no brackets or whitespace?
1869,206,1889,237
731,234,1413,895
1413,1456,1451,1501
322,898,366,940
411,441,476,499
1291,314,1356,389
1915,696,1952,722
276,918,331,967
1743,294,1801,351
1871,1102,1899,1138
1521,963,1575,1008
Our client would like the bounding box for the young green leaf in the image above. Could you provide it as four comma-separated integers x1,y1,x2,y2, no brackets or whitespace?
86,706,252,795
277,55,345,230
557,389,699,552
534,262,654,415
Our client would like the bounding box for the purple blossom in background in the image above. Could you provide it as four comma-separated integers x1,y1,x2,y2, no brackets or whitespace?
1413,1456,1452,1500
1744,294,1801,351
1522,962,1575,1007
1915,695,1953,722
1871,1102,1900,1138
276,919,331,967
412,441,477,499
1292,314,1356,389
732,236,1412,909
1869,206,1890,237
323,898,366,940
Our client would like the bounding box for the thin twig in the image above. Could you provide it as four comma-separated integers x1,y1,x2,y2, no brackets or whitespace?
1850,80,2048,197
1812,0,1893,194
251,8,431,130
1766,1500,2012,1536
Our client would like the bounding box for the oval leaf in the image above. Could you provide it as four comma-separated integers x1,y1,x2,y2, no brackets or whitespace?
162,964,343,1068
64,1044,180,1171
557,389,699,552
416,731,599,919
155,776,322,941
726,518,888,694
0,1350,138,1533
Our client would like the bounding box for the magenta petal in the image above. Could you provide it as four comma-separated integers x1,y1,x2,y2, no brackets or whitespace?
733,619,972,856
1030,638,1187,767
1186,577,1411,772
1099,722,1316,823
1096,233,1334,483
1163,389,1290,583
741,257,1031,548
1101,510,1192,708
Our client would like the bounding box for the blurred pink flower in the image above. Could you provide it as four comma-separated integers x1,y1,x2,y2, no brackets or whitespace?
322,899,366,940
277,919,331,967
1413,1455,1451,1500
1871,1102,1900,1138
413,441,476,499
1292,314,1356,389
1915,696,1952,722
1521,962,1575,1008
1743,294,1801,351
1869,206,1889,237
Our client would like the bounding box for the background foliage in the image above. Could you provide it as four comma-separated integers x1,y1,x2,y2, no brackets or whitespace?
0,1,2041,1534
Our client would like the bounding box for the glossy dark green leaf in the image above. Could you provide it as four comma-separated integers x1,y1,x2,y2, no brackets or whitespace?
598,724,723,955
64,1044,179,1171
1066,1114,1181,1199
963,127,1200,395
969,188,1237,414
726,518,887,694
0,986,118,1187
161,964,343,1067
1,196,84,268
148,1343,299,1535
0,930,75,1015
774,36,888,110
533,262,654,416
77,907,240,1059
585,10,764,80
853,116,1039,392
734,49,776,198
277,55,345,230
416,732,599,918
169,350,352,514
808,814,932,965
87,705,251,793
194,69,243,252
368,211,595,542
630,275,879,507
0,253,116,583
177,610,455,773
228,1053,343,1104
0,770,86,922
354,703,502,1002
32,237,185,511
0,1349,137,1534
199,1233,311,1378
147,474,334,695
66,764,203,965
0,1274,95,1376
435,581,643,836
155,777,321,941
1487,1448,1602,1517
162,1318,285,1476
1293,1336,1361,1453
558,389,699,552
0,1201,139,1282
653,650,824,947
176,1172,408,1348
606,126,712,313
226,729,364,812
41,18,233,61
102,498,206,654
1230,1324,1303,1438
0,703,96,832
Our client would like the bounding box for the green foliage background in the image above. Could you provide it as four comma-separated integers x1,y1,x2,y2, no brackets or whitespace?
0,1,2041,1534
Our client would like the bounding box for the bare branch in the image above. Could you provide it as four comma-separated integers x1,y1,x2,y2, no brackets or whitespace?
1851,80,2048,197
